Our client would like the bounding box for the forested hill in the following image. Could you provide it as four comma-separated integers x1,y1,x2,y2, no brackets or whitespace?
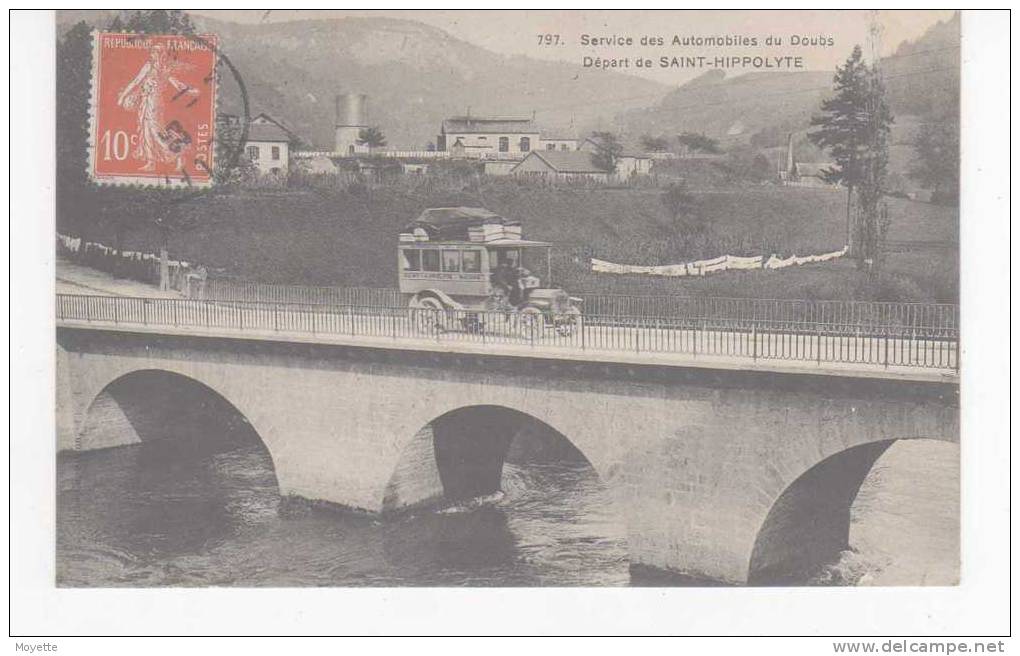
615,12,960,147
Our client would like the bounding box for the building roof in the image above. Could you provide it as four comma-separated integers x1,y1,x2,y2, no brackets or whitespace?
517,150,610,174
245,113,300,143
579,135,651,159
246,122,291,143
442,116,537,134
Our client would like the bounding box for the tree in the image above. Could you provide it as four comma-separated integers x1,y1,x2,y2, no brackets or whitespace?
722,148,775,183
122,9,195,34
640,135,670,153
661,181,708,257
908,99,959,204
809,45,893,269
676,132,721,155
56,22,95,236
661,181,698,225
589,131,623,173
357,126,387,153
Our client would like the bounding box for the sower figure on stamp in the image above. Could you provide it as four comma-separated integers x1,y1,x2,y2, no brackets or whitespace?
117,44,199,172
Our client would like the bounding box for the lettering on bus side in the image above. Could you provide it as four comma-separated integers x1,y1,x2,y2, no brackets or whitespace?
402,272,486,281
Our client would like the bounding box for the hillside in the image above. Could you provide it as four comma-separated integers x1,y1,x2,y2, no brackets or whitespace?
78,184,957,304
56,11,670,149
616,12,960,149
618,69,835,147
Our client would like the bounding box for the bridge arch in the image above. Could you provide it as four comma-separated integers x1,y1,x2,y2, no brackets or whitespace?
747,435,957,585
382,403,606,512
76,368,282,486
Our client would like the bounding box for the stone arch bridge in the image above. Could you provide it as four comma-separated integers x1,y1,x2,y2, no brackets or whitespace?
57,326,958,585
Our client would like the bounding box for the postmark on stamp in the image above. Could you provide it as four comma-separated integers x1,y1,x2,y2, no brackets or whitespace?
88,32,218,187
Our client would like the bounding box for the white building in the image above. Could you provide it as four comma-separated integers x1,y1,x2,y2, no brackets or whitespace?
244,114,292,176
438,116,540,156
539,137,579,152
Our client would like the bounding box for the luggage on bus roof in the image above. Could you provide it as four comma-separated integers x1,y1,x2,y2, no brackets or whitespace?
405,207,519,241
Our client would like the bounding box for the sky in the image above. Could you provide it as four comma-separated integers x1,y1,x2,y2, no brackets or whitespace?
191,9,956,87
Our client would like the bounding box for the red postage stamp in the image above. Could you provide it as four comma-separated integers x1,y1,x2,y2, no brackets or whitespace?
88,32,218,187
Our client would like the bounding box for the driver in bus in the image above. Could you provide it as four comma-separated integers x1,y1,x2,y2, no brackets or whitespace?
492,251,525,306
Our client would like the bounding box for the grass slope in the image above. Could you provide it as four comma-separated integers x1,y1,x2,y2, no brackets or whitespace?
101,184,957,304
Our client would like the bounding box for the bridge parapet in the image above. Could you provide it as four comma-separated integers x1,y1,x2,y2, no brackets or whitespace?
56,294,959,380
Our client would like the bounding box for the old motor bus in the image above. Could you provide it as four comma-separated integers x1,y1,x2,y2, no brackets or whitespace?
398,207,581,335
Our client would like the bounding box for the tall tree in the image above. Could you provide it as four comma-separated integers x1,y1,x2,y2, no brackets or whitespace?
357,126,387,154
908,97,960,204
56,22,95,237
809,45,893,269
589,131,622,173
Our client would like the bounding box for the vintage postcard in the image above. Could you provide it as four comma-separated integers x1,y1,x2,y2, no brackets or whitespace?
11,7,1011,640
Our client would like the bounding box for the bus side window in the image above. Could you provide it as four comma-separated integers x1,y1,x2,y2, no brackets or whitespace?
462,250,481,273
402,249,421,272
442,250,461,272
422,250,441,272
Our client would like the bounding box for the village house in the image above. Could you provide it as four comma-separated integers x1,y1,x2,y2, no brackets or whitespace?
510,150,612,183
779,133,838,188
243,113,295,176
578,136,654,178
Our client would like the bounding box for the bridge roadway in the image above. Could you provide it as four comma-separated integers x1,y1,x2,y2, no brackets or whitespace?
55,294,958,383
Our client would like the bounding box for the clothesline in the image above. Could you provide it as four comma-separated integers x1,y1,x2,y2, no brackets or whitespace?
591,245,849,277
57,233,192,269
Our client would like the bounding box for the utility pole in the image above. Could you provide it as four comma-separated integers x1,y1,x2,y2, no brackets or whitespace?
863,11,885,272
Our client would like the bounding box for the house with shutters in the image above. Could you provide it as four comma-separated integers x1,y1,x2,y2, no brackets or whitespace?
243,113,294,176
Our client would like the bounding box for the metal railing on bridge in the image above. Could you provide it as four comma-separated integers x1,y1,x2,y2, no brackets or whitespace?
192,279,958,340
56,293,959,371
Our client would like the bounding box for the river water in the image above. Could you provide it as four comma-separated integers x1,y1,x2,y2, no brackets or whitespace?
56,414,958,587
